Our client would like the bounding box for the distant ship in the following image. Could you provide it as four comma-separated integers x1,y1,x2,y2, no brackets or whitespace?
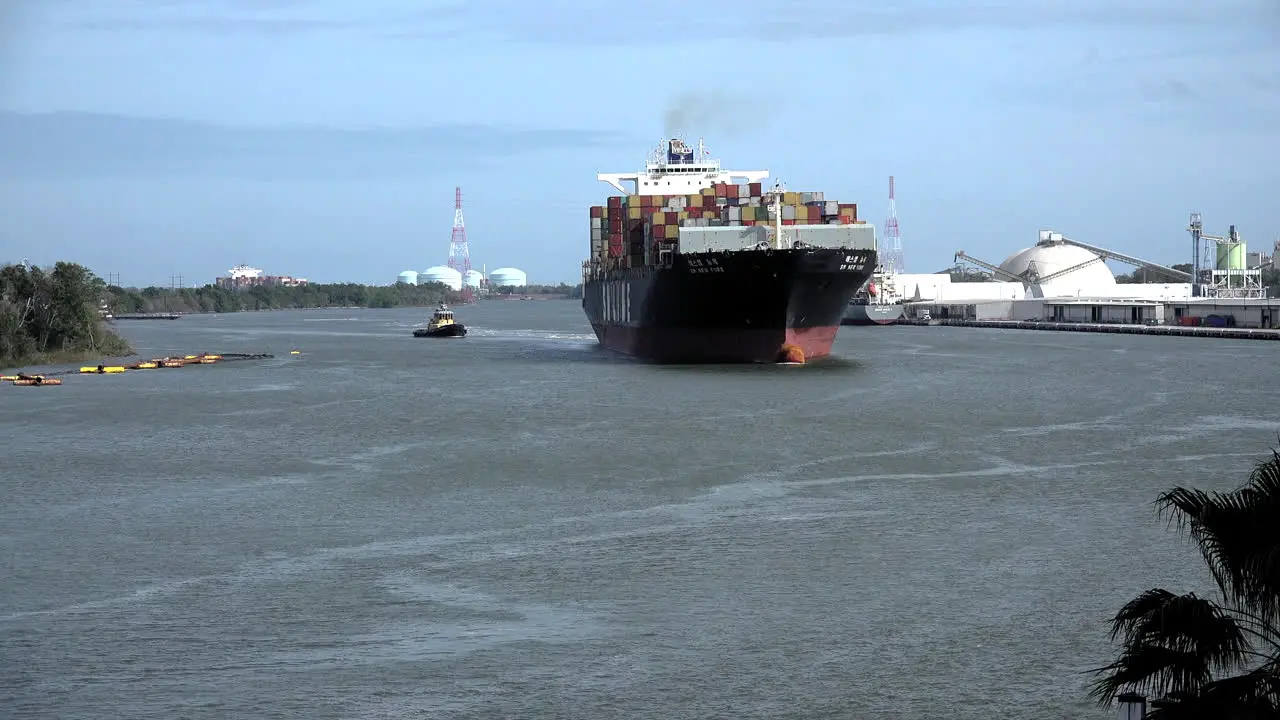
581,138,877,363
842,266,904,326
413,303,467,338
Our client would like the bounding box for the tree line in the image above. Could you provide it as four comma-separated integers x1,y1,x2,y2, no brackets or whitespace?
106,280,586,314
107,281,463,314
1,262,133,369
488,282,584,298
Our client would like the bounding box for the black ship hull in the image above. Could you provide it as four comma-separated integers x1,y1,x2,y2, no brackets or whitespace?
413,324,467,338
582,247,876,363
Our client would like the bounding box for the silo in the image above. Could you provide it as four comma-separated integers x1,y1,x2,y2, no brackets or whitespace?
1215,242,1247,271
488,267,527,288
396,270,419,285
419,265,463,291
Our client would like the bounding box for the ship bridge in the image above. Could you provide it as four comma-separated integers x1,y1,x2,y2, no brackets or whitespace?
597,137,769,196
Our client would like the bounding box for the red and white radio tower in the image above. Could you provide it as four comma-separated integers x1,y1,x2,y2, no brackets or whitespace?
883,175,904,274
447,186,473,302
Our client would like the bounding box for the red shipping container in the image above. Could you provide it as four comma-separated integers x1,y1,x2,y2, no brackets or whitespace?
727,184,739,199
590,206,604,219
783,219,796,225
609,220,622,233
748,182,762,196
608,196,622,209
608,207,622,220
743,220,756,226
608,244,623,258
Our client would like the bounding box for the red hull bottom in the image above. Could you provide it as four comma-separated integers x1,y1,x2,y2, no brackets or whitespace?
591,324,839,363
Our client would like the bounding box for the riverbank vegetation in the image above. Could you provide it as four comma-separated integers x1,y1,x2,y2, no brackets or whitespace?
1091,445,1280,716
1,262,133,369
106,281,463,314
106,281,585,313
490,282,583,299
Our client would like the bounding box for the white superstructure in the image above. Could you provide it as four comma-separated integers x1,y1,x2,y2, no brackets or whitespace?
597,138,770,196
228,264,263,280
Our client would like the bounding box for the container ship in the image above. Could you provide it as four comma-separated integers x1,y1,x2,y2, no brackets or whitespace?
582,138,878,363
843,267,905,326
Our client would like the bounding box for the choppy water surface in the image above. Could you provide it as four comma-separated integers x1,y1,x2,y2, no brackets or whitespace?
3,301,1278,719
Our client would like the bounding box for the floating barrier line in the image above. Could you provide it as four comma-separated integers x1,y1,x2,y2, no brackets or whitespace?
2,352,276,384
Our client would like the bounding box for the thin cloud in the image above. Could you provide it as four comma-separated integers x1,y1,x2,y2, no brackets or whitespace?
41,0,1272,43
0,111,618,180
387,0,1269,45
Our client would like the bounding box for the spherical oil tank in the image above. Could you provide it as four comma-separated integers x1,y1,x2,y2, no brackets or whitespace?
420,265,463,291
397,270,419,285
488,267,527,288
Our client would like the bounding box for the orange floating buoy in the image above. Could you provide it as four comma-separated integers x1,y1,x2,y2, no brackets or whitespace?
776,343,806,364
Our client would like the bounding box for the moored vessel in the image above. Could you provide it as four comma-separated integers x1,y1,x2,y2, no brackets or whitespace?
413,303,467,338
582,138,878,363
842,266,904,326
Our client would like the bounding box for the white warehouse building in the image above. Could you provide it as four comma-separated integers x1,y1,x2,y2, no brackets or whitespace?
488,267,527,288
396,270,419,285
420,265,463,291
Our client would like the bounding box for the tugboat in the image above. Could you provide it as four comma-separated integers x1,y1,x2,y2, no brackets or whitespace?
413,303,467,338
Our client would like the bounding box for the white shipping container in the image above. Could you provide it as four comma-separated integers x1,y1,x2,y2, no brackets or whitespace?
591,217,603,229
727,207,742,221
782,223,876,251
591,228,603,240
677,226,769,254
824,201,839,215
782,205,796,221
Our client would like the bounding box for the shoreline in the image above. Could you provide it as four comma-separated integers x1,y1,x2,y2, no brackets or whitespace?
1,348,139,374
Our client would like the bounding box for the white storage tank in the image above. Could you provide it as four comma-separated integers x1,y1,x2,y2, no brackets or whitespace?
462,269,484,289
396,270,419,285
488,267,527,288
420,265,463,291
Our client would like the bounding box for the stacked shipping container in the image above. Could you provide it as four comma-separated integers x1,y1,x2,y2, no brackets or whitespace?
587,182,863,269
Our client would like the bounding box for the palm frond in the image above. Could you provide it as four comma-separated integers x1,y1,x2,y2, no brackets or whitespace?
1145,669,1280,719
1155,450,1280,622
1091,589,1251,703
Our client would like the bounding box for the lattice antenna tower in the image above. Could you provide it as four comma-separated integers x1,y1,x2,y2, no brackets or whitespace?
883,175,904,274
447,186,473,302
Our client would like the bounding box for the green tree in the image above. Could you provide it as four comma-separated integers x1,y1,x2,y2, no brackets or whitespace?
1,261,132,368
1090,446,1280,718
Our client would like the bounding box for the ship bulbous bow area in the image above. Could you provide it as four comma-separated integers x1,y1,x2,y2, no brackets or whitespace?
583,246,876,364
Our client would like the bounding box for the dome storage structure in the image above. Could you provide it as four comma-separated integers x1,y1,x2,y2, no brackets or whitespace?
997,241,1116,298
462,270,484,289
396,270,419,285
488,267,527,288
420,265,463,291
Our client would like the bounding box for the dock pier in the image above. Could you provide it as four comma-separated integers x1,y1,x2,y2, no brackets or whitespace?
899,319,1280,341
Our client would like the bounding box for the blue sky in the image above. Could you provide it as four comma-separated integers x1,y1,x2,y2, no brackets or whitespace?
0,0,1277,286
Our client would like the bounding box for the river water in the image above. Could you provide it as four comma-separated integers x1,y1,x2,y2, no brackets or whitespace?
3,301,1278,719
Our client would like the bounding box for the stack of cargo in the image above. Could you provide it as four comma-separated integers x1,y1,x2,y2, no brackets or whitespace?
587,182,865,268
